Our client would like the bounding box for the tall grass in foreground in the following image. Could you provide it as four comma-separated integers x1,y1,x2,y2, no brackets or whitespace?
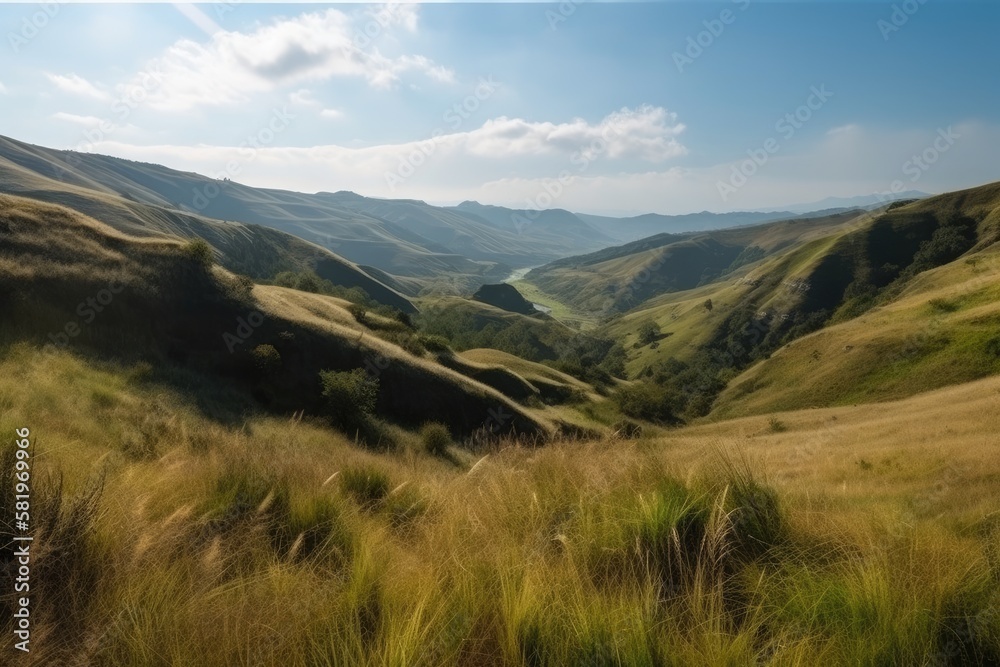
1,344,999,665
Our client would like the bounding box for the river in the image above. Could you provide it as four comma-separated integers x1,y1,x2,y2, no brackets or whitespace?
501,267,552,314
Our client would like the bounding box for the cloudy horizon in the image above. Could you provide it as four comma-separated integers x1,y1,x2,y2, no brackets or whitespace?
3,1,997,215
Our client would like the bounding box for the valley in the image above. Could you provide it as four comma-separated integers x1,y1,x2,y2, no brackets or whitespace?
2,121,999,667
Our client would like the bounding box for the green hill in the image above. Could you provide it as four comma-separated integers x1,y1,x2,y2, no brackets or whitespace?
524,210,863,313
0,193,547,439
0,135,614,287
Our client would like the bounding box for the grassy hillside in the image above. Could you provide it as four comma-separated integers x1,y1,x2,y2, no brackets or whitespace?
0,135,612,284
713,228,1000,418
0,144,416,313
2,341,999,665
525,210,863,314
0,194,546,439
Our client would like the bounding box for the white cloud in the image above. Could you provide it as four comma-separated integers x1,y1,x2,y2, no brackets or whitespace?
128,8,453,112
320,108,344,120
52,112,103,127
458,106,686,161
76,120,1000,215
46,73,109,101
0,82,7,95
289,88,320,107
366,3,419,33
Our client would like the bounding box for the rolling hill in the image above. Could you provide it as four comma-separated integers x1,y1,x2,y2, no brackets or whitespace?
0,193,550,438
0,136,417,313
514,181,1000,423
524,209,864,313
0,135,615,288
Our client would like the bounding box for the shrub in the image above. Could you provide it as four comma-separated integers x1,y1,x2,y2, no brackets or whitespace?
182,238,214,267
703,298,714,312
768,416,787,433
227,274,255,302
392,309,414,329
250,344,281,375
636,320,660,345
420,422,452,456
348,304,368,325
319,369,379,436
614,382,684,425
419,334,452,354
340,465,391,509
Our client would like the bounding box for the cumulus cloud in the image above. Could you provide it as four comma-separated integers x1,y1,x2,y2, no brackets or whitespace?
458,106,686,161
319,108,345,120
128,8,453,112
0,81,7,94
46,73,109,101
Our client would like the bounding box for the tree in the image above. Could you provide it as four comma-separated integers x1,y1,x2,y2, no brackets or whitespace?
703,299,714,312
319,369,378,430
637,320,660,346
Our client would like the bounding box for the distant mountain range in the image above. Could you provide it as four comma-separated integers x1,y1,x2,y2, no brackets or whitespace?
752,191,929,215
0,133,929,300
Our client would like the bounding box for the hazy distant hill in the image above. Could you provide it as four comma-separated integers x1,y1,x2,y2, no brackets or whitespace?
574,210,800,242
0,135,617,284
757,190,929,215
0,136,417,313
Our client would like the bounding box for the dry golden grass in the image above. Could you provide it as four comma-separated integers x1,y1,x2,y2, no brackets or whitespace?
2,343,998,665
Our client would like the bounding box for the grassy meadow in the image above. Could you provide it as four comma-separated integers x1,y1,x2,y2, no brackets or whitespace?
2,342,998,666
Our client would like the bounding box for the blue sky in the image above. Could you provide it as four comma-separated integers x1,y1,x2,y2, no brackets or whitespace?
1,1,997,214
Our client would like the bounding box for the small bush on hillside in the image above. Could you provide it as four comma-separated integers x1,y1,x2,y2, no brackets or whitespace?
348,304,368,325
250,344,281,375
340,465,391,509
420,422,452,456
391,309,414,329
226,274,255,302
319,369,378,430
182,238,215,267
614,382,685,425
419,334,452,354
636,320,660,346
